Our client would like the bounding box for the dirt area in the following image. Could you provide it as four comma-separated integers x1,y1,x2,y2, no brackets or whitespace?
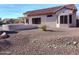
1,28,79,55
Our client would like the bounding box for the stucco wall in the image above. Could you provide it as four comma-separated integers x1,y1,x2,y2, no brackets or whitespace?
2,24,37,31
71,12,76,27
27,14,58,28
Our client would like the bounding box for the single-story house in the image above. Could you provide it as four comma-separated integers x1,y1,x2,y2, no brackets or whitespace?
23,4,78,28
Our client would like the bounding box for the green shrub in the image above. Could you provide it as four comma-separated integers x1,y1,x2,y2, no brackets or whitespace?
40,25,47,31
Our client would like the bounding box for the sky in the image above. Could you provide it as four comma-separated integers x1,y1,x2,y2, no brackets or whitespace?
0,4,79,19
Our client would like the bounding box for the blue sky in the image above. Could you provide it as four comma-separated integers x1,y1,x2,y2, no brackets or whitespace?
0,4,79,19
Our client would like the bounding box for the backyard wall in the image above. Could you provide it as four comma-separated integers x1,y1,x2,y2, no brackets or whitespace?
2,24,37,31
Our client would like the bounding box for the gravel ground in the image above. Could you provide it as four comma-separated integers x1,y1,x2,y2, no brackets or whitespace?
1,28,79,55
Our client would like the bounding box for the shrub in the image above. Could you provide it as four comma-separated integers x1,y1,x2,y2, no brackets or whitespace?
40,25,47,31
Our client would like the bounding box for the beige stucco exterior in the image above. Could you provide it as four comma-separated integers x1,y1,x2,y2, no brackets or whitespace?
57,8,76,28
24,8,77,28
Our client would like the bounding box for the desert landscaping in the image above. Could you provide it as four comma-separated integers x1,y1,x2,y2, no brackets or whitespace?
0,28,79,55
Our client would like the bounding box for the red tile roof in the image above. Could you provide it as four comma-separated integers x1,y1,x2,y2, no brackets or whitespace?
24,4,77,16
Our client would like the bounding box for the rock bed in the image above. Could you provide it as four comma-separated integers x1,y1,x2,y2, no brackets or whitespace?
2,28,79,55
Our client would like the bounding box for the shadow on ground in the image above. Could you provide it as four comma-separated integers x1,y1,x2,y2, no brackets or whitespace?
0,31,18,34
45,30,64,32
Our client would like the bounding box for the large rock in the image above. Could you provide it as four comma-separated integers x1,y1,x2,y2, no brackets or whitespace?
0,32,9,39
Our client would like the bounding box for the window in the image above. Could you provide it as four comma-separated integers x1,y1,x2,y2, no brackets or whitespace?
32,18,41,24
64,15,67,24
47,15,52,17
60,16,64,24
69,15,72,24
60,15,67,24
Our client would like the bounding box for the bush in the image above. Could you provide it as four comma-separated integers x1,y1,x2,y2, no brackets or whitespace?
40,25,47,31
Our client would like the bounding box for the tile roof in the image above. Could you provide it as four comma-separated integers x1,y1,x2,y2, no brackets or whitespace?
24,4,77,16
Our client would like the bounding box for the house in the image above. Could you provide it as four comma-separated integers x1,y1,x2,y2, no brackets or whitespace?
24,4,77,28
